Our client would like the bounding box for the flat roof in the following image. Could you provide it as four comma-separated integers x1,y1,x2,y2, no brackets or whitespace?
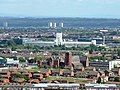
85,84,116,88
33,83,80,88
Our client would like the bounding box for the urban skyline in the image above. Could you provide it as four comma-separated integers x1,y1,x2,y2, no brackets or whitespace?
0,0,120,89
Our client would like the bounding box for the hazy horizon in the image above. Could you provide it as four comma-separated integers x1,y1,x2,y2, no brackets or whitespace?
0,0,120,18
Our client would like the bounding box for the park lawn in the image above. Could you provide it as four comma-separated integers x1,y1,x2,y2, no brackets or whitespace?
45,76,91,84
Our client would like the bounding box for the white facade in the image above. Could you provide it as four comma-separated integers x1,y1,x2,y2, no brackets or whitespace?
55,33,63,45
100,30,108,32
49,22,53,28
103,36,106,45
6,58,19,64
49,22,64,28
63,41,92,45
61,23,64,28
33,83,79,88
85,84,116,89
23,33,97,47
4,22,8,28
54,23,57,28
91,40,96,45
109,59,120,70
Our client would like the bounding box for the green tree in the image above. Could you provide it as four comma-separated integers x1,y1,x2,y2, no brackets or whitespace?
89,49,93,54
11,45,17,51
23,75,29,82
34,56,44,61
79,51,84,56
19,57,26,63
90,44,97,50
97,77,101,83
7,40,16,46
114,77,120,82
34,55,44,67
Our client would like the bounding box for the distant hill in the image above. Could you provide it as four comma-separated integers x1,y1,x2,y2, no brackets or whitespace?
0,17,120,29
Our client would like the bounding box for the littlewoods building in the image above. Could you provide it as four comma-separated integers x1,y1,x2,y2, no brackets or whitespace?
0,84,80,90
0,84,120,90
23,33,96,47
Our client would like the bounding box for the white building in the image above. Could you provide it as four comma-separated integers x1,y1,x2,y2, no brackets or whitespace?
85,84,117,90
33,83,79,89
49,22,53,28
109,59,120,70
100,30,108,32
55,33,63,45
53,23,57,28
49,22,57,28
23,33,96,47
6,58,19,65
4,22,8,28
90,59,120,70
60,23,64,28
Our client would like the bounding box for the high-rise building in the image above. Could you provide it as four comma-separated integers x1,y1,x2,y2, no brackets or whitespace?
60,23,64,28
54,23,57,28
65,52,72,66
103,36,106,45
49,22,53,28
49,22,57,28
100,30,108,46
4,22,8,28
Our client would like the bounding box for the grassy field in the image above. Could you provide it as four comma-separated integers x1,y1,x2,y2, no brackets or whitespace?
45,76,92,84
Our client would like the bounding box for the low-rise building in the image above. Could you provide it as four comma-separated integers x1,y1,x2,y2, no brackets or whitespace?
85,84,117,90
90,59,120,70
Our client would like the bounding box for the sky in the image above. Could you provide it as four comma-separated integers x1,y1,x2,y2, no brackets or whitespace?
0,0,120,18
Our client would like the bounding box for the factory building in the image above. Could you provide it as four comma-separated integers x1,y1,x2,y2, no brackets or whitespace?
23,33,96,47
